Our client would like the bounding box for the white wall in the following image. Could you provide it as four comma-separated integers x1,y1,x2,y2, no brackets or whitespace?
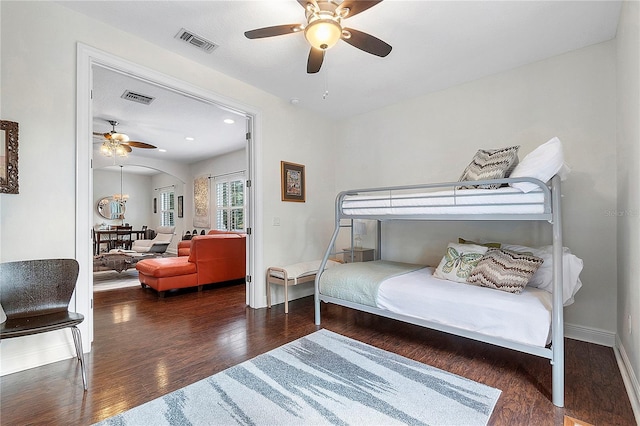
190,148,246,234
93,169,153,231
616,0,640,416
0,1,336,375
150,173,185,254
336,41,618,340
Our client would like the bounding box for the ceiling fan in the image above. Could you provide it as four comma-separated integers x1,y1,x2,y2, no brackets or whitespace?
93,120,156,157
244,0,392,73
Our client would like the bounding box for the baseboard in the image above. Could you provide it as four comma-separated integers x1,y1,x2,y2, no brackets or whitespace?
564,322,616,347
0,331,77,376
266,284,314,309
614,336,640,424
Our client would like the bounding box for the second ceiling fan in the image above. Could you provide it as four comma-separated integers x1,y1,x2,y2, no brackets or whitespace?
245,0,392,73
93,120,157,157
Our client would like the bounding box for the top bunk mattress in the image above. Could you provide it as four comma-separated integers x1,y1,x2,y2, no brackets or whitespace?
341,186,547,216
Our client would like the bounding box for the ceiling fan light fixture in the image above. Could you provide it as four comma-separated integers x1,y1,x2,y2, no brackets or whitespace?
111,132,130,143
100,142,113,157
115,144,129,157
304,19,342,50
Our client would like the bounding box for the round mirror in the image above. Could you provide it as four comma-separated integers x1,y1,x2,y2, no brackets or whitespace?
97,197,126,220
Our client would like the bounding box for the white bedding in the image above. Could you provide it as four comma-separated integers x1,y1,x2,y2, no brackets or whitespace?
342,187,546,216
376,267,552,347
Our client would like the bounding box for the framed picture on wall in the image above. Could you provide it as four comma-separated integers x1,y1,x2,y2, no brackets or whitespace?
281,161,305,202
0,120,19,194
177,195,184,218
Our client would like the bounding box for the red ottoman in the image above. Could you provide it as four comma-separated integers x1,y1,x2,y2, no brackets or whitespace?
136,257,198,297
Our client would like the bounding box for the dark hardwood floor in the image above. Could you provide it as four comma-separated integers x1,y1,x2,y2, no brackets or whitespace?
0,282,635,425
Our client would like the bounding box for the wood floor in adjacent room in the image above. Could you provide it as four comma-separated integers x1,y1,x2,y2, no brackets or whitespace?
0,281,635,425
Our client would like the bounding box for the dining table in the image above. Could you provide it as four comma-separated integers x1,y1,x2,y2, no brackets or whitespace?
93,228,147,255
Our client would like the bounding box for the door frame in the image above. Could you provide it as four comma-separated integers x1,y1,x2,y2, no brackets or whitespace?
76,44,261,347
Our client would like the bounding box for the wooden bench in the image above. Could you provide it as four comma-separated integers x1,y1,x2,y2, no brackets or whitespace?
266,260,339,314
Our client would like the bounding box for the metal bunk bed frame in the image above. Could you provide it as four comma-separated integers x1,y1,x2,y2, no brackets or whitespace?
314,175,565,407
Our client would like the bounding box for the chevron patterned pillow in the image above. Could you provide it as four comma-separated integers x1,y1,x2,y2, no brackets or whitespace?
466,248,543,294
458,145,520,189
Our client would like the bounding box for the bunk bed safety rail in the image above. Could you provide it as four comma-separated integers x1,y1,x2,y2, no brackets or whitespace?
336,177,552,221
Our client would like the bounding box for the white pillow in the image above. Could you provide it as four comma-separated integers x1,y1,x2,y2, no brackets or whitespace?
509,137,569,193
501,243,583,305
434,243,488,283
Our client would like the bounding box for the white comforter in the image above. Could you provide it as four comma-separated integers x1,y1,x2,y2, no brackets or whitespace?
377,267,552,347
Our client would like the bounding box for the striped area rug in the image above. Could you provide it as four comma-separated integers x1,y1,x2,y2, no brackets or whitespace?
96,329,500,425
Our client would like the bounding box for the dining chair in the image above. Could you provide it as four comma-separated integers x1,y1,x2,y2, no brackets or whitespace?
114,225,133,250
0,258,88,390
92,228,112,255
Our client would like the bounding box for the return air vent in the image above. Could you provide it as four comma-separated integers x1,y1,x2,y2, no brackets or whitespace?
175,28,218,53
121,90,155,105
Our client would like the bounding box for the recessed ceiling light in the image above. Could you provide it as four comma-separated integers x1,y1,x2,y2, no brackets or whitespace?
185,137,195,141
158,149,167,153
223,119,235,124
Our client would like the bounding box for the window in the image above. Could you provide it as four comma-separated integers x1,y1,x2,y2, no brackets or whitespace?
215,177,245,231
160,189,175,227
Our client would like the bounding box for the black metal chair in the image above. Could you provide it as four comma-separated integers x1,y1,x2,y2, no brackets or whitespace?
0,259,88,390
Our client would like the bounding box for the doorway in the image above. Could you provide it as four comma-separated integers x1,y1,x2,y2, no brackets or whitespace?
77,44,258,346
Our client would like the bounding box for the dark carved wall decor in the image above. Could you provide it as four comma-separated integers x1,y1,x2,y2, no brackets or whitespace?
0,120,19,194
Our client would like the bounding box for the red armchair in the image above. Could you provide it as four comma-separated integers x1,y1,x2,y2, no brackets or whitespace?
136,233,246,297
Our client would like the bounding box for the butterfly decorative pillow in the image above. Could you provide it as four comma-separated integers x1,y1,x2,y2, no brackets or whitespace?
434,242,488,283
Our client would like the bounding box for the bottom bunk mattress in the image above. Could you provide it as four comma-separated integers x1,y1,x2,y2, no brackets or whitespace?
319,261,552,348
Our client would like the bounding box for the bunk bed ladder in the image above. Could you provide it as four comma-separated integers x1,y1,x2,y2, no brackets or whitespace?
315,197,345,324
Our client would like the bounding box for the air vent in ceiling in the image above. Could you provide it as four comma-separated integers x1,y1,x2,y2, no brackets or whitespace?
175,28,218,53
121,90,155,105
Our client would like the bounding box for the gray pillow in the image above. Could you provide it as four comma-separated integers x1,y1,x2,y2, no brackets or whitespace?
467,248,543,294
458,146,520,189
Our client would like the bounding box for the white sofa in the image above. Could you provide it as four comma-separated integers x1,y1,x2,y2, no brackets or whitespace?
131,226,175,253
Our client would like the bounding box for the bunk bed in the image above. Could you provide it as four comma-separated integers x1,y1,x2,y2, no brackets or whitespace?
314,174,570,407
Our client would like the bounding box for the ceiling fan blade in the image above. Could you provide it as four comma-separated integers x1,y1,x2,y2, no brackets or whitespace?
297,0,317,10
244,24,302,39
337,1,383,18
124,141,157,149
342,28,392,57
307,47,325,74
121,144,133,153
